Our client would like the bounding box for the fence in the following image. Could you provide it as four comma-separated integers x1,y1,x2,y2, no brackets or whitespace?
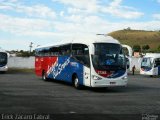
8,57,35,69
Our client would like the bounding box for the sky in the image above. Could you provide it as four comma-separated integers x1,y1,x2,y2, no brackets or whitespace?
0,0,160,51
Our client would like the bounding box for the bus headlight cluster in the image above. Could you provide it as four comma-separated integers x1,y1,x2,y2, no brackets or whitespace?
92,75,102,80
122,76,127,80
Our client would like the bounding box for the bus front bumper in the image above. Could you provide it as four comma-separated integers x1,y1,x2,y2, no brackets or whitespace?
0,66,8,71
140,69,157,76
91,78,128,87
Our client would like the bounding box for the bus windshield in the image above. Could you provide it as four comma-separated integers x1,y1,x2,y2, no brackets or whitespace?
154,58,160,67
92,43,126,71
141,57,152,69
0,52,7,66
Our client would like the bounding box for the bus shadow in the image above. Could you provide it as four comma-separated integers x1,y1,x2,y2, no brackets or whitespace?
44,78,73,87
44,79,125,92
88,84,158,93
42,78,158,93
0,71,6,74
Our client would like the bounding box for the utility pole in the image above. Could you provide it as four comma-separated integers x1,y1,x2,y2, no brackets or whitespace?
29,42,33,53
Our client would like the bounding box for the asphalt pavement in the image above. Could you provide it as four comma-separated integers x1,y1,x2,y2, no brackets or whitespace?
0,71,160,120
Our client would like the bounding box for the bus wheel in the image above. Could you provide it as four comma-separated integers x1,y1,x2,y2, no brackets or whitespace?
42,71,48,81
73,75,81,89
150,75,153,77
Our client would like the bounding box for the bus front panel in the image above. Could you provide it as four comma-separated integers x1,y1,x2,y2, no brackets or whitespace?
90,43,128,87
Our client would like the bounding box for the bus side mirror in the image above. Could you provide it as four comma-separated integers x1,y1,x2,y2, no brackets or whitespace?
125,57,129,69
154,63,157,67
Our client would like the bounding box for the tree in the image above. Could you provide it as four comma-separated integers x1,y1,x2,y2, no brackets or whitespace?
142,44,150,52
133,45,141,52
124,27,131,31
157,45,160,52
126,27,131,30
16,50,35,57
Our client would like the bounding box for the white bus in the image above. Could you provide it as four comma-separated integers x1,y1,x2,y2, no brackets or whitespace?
0,49,9,72
35,35,128,89
140,53,160,76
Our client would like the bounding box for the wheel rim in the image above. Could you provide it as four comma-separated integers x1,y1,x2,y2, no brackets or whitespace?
42,72,46,80
74,78,79,88
43,75,46,80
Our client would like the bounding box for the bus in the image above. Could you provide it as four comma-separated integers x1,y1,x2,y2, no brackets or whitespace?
140,53,160,76
35,35,128,89
0,49,9,73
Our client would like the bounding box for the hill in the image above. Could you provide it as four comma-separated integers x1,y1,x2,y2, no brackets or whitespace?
108,30,160,51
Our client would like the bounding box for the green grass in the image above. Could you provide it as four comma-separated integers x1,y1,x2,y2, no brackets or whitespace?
108,30,160,51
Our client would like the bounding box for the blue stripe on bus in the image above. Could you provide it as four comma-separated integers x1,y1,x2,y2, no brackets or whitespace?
47,56,84,85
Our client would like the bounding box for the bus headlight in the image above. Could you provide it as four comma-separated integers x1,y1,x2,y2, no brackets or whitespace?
92,75,102,80
122,76,127,80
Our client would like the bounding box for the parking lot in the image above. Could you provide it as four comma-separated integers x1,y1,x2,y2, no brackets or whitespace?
0,71,160,119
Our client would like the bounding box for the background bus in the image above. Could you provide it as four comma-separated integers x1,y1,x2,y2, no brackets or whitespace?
140,53,160,76
35,36,128,89
0,49,9,73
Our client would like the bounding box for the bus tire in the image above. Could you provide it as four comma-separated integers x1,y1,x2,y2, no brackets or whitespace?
42,71,48,81
150,75,153,77
73,75,81,89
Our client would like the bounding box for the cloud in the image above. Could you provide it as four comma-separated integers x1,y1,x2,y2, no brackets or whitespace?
53,0,99,13
0,13,159,38
0,2,56,19
0,14,54,35
109,0,122,7
0,39,30,50
0,5,13,10
153,14,160,20
16,5,56,19
1,12,160,50
60,11,64,17
101,0,144,19
53,0,143,19
0,0,18,3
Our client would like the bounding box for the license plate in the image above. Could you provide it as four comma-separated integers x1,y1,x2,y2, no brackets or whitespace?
110,82,116,85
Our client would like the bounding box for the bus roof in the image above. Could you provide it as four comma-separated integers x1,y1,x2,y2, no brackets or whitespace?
144,53,160,59
35,35,120,49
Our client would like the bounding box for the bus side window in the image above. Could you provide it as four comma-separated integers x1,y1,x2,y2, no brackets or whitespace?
72,44,90,67
35,50,39,56
36,49,43,57
154,58,160,67
42,49,49,56
50,47,59,56
59,44,71,56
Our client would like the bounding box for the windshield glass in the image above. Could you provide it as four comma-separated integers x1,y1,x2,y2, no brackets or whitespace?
154,58,160,67
141,57,152,69
92,43,126,71
0,52,7,66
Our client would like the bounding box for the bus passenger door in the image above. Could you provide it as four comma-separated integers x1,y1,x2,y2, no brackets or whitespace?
83,66,91,87
71,44,91,86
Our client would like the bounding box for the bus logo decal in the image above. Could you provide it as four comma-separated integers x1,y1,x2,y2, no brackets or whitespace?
47,57,70,79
